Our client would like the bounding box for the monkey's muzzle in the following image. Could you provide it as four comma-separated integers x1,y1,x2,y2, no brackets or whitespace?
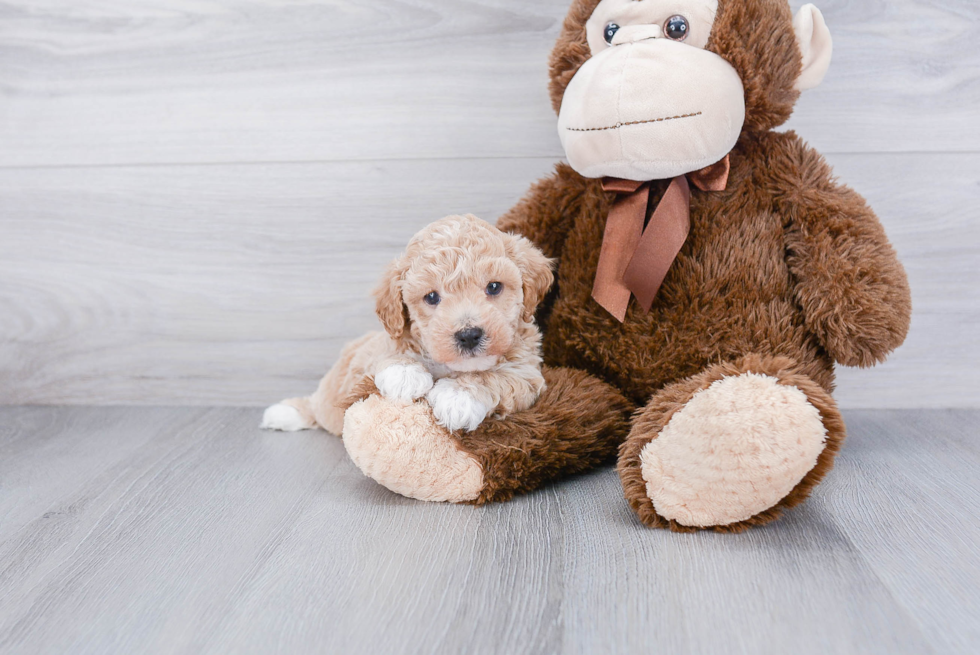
557,38,745,181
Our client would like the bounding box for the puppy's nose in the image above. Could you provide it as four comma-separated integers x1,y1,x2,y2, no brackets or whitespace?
454,327,484,351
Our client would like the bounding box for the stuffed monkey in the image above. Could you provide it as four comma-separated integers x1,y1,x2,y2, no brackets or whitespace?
339,0,912,532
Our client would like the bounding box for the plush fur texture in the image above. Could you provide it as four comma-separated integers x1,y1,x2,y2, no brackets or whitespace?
617,355,846,532
458,366,633,504
638,370,828,528
313,0,910,532
343,394,485,503
493,0,910,530
500,132,911,406
339,367,633,504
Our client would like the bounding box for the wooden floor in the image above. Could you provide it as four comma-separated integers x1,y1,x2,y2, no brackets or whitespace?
1,407,977,655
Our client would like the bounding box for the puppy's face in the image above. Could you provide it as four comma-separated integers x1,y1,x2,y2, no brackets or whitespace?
403,252,524,371
374,215,553,371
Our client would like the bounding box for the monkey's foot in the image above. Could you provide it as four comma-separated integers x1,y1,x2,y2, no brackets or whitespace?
342,395,484,502
618,356,846,531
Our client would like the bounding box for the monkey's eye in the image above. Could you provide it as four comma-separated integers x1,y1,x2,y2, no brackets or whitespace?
486,282,503,296
603,23,620,45
423,291,441,306
664,15,689,41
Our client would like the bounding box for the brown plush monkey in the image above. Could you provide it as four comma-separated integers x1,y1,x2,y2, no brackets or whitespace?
339,0,912,532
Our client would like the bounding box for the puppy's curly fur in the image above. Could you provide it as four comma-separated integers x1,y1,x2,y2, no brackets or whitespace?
262,214,554,434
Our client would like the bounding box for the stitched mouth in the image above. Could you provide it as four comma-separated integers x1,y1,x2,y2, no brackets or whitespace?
566,111,702,133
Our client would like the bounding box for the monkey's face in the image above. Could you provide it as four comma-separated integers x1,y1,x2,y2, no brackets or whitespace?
554,0,833,182
558,0,743,181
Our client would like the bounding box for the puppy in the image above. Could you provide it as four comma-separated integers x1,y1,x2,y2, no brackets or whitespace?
262,214,554,434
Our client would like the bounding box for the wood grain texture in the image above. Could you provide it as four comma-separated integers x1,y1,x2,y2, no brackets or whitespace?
1,153,976,407
0,0,977,408
0,0,977,168
0,406,977,654
814,410,980,655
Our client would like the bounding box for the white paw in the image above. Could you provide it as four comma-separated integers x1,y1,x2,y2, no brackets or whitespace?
261,404,311,431
426,379,489,432
376,364,434,404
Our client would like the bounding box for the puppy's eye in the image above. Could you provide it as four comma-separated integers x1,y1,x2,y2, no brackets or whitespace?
664,15,689,41
423,291,441,306
486,282,503,296
603,23,620,45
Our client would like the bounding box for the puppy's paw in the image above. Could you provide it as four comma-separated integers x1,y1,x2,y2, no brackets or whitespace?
376,364,434,404
426,379,490,432
261,403,314,431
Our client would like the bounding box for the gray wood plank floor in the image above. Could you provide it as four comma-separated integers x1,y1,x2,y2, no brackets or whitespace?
1,407,977,655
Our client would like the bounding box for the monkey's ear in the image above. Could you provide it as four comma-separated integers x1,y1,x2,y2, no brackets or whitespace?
505,233,555,322
793,4,833,91
373,255,411,340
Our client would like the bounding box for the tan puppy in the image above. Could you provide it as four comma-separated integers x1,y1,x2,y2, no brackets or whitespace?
262,214,554,434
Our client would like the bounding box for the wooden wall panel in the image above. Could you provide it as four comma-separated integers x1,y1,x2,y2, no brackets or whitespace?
0,0,976,407
0,1,976,167
1,153,975,408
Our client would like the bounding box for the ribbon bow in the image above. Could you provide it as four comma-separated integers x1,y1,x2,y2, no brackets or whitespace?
591,155,731,322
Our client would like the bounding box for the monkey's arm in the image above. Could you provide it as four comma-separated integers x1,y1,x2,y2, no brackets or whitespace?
773,134,911,367
496,163,588,262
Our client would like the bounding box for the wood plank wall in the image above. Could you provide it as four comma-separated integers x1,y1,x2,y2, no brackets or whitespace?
1,0,977,408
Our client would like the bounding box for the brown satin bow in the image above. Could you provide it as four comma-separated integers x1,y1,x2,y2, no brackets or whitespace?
591,155,731,322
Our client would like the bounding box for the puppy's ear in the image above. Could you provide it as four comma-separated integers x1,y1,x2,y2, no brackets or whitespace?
373,255,411,341
504,233,555,322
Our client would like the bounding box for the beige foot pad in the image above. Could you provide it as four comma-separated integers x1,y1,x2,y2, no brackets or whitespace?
342,395,484,503
640,373,828,527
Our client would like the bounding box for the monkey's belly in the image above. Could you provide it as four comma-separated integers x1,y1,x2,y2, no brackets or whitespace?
542,283,832,405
